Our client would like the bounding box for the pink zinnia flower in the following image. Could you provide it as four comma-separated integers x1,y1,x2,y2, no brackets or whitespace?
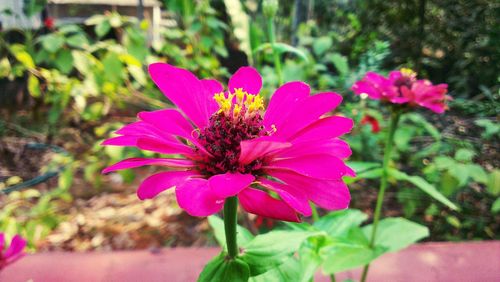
0,233,27,270
102,63,354,222
352,68,451,113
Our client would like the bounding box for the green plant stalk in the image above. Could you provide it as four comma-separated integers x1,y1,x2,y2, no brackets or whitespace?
267,18,283,85
360,108,401,282
224,196,239,258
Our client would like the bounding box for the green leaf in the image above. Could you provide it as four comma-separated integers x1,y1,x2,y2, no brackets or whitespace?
10,44,35,69
467,164,488,184
312,36,332,56
102,52,124,84
54,49,74,74
207,216,254,249
362,218,429,253
389,169,459,210
448,163,470,187
346,162,380,174
27,74,40,97
314,209,367,237
198,253,250,282
241,230,319,276
491,198,500,214
321,233,385,274
487,170,500,196
95,20,111,38
329,53,349,75
454,148,475,162
250,248,319,282
66,34,89,48
254,43,309,62
41,34,65,53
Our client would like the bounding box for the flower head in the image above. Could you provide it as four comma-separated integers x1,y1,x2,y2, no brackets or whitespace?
352,68,451,113
0,233,27,270
43,17,55,30
102,63,354,222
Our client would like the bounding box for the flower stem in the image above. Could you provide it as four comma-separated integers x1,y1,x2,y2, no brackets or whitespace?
360,108,401,282
267,18,283,85
224,196,239,259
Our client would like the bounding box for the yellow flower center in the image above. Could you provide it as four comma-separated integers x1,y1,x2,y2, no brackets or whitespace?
400,68,416,78
213,88,264,118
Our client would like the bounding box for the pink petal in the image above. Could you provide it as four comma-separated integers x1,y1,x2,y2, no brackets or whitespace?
116,121,173,140
208,172,255,198
269,170,350,210
275,92,344,139
102,158,194,174
102,135,139,146
265,155,351,180
290,116,354,143
148,63,215,128
239,136,291,165
259,179,312,216
238,187,299,222
138,109,194,140
276,139,352,159
200,79,224,116
0,233,5,252
228,66,262,95
264,81,310,130
175,178,224,216
4,235,26,259
136,138,195,156
351,81,381,99
137,171,199,200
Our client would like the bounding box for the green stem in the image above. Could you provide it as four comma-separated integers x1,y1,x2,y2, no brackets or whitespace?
330,274,336,282
224,196,239,258
310,203,320,222
360,108,401,282
267,18,283,85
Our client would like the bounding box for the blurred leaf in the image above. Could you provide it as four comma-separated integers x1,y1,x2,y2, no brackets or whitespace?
491,198,500,214
454,148,475,162
41,34,65,53
10,44,35,69
198,253,250,282
95,20,111,38
254,43,309,62
389,169,459,210
467,164,488,184
54,49,74,74
321,229,385,274
241,231,319,276
66,34,89,48
487,170,500,196
446,216,461,228
207,216,254,249
312,36,332,56
329,53,349,75
23,0,47,16
314,209,367,237
27,74,41,97
346,162,380,173
362,218,429,252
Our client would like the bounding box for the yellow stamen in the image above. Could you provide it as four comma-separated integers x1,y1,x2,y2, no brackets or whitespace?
233,104,242,118
212,88,264,117
401,68,416,77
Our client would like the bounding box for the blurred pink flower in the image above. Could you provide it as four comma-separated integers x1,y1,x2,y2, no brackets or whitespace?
352,68,451,113
0,233,27,270
102,63,354,222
